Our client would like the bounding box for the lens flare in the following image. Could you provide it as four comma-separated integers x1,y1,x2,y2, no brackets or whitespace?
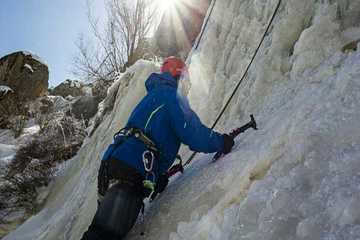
156,0,175,13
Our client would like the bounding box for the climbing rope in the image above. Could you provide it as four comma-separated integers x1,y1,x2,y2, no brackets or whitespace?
184,0,282,166
194,0,218,50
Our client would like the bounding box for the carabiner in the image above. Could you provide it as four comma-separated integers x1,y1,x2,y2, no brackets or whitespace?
142,150,154,172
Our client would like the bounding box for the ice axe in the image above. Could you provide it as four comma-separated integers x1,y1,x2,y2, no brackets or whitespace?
212,114,257,162
228,114,257,138
166,115,257,177
166,155,184,178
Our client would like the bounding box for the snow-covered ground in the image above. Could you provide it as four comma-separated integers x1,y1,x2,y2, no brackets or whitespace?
0,120,40,171
0,143,17,176
4,0,360,239
0,143,17,164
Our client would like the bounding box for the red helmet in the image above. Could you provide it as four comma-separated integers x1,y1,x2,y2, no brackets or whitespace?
160,56,187,78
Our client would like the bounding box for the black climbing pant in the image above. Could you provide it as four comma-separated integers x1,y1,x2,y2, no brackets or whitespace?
81,183,143,240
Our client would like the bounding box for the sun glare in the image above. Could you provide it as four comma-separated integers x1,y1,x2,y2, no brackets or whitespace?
153,0,208,55
156,0,175,13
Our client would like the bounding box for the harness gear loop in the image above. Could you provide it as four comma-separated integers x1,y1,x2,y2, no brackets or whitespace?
129,128,158,152
113,128,126,139
103,127,159,195
113,127,158,152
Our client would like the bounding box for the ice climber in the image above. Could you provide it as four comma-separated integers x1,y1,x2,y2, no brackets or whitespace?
81,56,235,240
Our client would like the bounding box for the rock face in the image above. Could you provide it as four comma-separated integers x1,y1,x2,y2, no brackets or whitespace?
0,52,48,128
71,96,99,122
91,79,114,102
27,96,55,115
154,0,210,57
50,79,115,123
0,87,21,128
51,79,85,98
0,51,48,100
50,78,115,124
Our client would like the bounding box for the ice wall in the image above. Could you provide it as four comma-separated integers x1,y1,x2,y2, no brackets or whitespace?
129,0,360,239
4,0,360,239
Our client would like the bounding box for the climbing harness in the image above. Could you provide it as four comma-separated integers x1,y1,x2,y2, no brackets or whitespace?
168,0,282,175
123,128,158,192
101,127,159,195
113,127,158,152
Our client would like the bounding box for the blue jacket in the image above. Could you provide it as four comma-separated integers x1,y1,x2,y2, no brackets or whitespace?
102,72,224,180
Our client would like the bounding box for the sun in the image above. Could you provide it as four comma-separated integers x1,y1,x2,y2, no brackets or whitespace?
156,0,176,13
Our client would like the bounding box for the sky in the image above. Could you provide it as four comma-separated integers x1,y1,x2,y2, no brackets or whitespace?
0,0,107,87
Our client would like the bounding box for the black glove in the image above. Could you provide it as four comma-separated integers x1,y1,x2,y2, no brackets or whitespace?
150,174,169,201
98,161,110,197
155,174,169,194
223,134,234,154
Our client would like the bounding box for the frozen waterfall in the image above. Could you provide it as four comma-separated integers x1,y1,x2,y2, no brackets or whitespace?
4,0,360,239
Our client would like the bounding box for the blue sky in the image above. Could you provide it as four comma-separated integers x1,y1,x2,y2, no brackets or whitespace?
0,0,106,87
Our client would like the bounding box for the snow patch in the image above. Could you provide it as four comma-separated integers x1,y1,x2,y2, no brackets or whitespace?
0,144,17,164
48,95,71,112
22,124,40,136
24,64,34,73
21,51,47,66
0,85,14,96
64,79,83,89
82,86,92,96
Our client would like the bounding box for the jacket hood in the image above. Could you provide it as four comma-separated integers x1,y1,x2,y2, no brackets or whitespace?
145,72,178,92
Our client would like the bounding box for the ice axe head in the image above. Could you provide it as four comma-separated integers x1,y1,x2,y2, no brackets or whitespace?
229,114,258,138
250,114,257,130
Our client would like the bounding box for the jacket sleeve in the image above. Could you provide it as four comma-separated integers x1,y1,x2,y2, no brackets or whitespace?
168,93,224,153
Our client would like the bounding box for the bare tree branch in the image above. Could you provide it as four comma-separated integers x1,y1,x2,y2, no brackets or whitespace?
72,0,157,82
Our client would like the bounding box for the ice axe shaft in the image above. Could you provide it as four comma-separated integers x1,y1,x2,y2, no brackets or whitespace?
229,114,257,138
212,115,257,162
166,162,184,178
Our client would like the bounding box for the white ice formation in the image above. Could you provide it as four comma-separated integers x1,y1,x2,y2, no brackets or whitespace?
65,79,82,89
4,0,360,239
24,64,34,73
0,85,14,96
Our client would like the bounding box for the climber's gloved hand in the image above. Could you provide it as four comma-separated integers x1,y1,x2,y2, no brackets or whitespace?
155,174,169,194
97,161,110,205
222,134,234,154
150,174,169,201
98,161,109,197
